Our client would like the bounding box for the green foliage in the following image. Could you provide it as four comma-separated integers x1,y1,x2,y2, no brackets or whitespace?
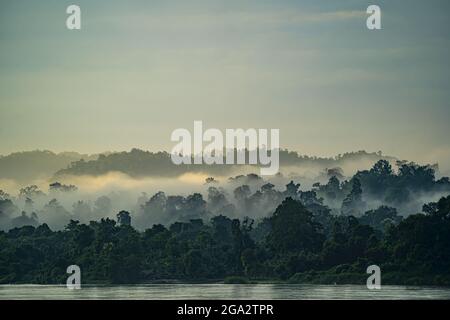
314,160,450,210
266,198,324,254
1,196,450,285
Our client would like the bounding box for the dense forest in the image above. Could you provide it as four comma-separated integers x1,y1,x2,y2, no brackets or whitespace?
1,159,450,285
0,196,449,285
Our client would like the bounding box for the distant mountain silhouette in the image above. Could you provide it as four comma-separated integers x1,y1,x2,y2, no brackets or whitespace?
52,148,396,178
0,150,98,182
0,148,400,182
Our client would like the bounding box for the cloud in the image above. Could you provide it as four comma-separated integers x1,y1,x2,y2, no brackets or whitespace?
96,9,365,32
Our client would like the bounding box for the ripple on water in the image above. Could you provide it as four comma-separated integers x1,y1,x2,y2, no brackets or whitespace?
1,284,450,300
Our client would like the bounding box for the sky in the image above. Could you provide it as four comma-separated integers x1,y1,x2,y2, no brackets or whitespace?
0,0,449,170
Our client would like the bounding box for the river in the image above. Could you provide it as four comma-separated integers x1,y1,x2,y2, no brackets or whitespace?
1,284,450,299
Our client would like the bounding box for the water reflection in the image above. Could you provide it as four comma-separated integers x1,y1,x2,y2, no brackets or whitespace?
1,284,450,300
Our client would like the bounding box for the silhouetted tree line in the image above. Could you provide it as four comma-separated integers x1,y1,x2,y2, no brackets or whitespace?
54,149,394,178
0,195,449,285
0,150,97,182
1,160,450,285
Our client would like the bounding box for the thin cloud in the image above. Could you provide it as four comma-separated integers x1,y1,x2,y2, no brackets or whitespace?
96,9,366,31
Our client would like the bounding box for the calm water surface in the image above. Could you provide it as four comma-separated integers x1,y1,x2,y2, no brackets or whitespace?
1,284,450,300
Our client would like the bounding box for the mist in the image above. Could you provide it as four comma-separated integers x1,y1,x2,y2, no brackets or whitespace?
1,149,449,232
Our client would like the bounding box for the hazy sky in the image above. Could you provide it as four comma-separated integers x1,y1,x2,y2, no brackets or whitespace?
1,1,449,169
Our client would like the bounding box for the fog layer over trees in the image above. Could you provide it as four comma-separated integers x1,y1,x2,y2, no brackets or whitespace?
1,157,449,231
1,156,450,285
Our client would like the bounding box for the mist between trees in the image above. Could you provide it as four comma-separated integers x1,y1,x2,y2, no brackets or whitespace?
1,155,450,285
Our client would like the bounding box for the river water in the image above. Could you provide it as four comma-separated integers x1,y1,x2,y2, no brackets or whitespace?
1,284,450,299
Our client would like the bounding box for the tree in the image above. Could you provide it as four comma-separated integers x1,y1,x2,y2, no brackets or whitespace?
93,196,112,218
207,187,230,214
19,185,45,199
49,182,77,193
341,178,366,216
234,185,251,202
10,212,39,228
266,198,324,254
284,181,300,198
360,206,402,232
423,195,450,220
117,211,131,226
0,199,19,230
370,160,393,176
39,199,71,230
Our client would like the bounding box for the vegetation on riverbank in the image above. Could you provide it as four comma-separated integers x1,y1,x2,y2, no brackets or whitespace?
1,194,449,286
1,160,450,286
